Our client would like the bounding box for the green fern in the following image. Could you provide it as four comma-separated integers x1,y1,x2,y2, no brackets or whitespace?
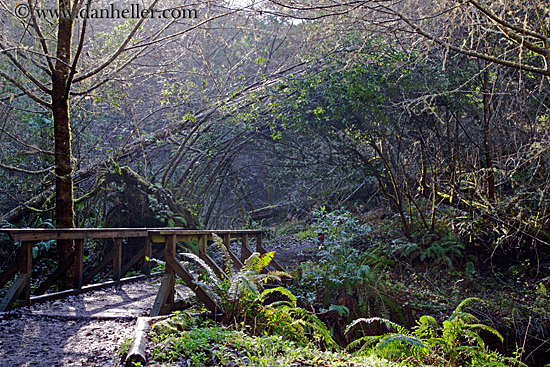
346,298,525,366
176,248,334,349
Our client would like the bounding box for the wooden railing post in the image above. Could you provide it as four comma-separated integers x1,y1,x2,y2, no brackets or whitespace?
143,235,152,276
113,238,122,282
166,234,176,305
255,234,263,253
20,241,33,305
199,234,207,254
241,234,251,263
153,234,176,315
73,239,84,289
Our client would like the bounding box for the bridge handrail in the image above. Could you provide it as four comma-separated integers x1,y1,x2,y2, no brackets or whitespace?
0,227,269,315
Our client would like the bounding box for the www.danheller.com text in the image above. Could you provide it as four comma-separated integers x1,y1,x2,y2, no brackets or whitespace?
14,3,198,20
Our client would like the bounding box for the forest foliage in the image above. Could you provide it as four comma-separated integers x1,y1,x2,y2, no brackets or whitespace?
1,0,550,365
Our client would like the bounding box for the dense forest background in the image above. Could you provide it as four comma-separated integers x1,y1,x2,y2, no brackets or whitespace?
2,0,549,262
1,0,549,365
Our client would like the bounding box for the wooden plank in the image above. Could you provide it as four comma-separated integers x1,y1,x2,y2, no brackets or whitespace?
73,239,84,289
149,229,264,236
0,274,28,312
223,234,243,270
6,229,148,242
2,228,264,242
113,238,122,282
33,252,75,296
121,246,146,276
143,236,152,276
255,234,263,253
166,256,221,314
0,255,20,289
20,241,33,305
150,273,174,317
150,234,201,243
83,248,115,284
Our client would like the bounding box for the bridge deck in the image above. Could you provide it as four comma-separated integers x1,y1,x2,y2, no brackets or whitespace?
0,228,279,316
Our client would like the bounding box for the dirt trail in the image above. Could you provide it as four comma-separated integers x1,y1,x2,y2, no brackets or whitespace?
0,279,172,367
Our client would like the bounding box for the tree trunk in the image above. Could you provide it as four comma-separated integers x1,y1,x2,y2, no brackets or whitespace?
53,0,75,290
482,67,495,202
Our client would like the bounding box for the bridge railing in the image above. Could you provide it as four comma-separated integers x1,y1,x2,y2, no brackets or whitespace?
0,228,280,315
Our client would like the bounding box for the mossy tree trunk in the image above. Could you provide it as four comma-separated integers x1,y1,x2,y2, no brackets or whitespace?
53,0,75,290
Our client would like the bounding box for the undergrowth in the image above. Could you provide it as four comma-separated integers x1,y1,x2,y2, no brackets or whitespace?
148,313,392,367
122,208,543,367
346,298,525,367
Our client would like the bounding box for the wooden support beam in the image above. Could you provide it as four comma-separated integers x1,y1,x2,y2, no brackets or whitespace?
121,246,146,277
223,233,243,270
73,239,84,289
83,248,114,285
143,236,152,276
34,252,75,296
0,274,28,312
0,255,20,289
113,238,122,282
166,256,221,314
20,241,33,305
150,272,175,317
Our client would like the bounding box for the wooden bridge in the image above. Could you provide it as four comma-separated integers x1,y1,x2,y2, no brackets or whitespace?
0,228,282,316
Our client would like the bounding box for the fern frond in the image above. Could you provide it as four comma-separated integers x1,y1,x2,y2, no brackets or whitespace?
346,335,383,351
228,270,260,301
260,286,297,307
449,311,479,323
212,233,233,273
178,252,221,287
377,334,430,356
455,297,483,313
418,315,438,329
284,306,337,349
345,317,404,335
243,251,275,273
264,270,292,279
464,323,504,342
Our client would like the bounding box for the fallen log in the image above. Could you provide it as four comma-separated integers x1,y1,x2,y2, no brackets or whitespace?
125,316,150,367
